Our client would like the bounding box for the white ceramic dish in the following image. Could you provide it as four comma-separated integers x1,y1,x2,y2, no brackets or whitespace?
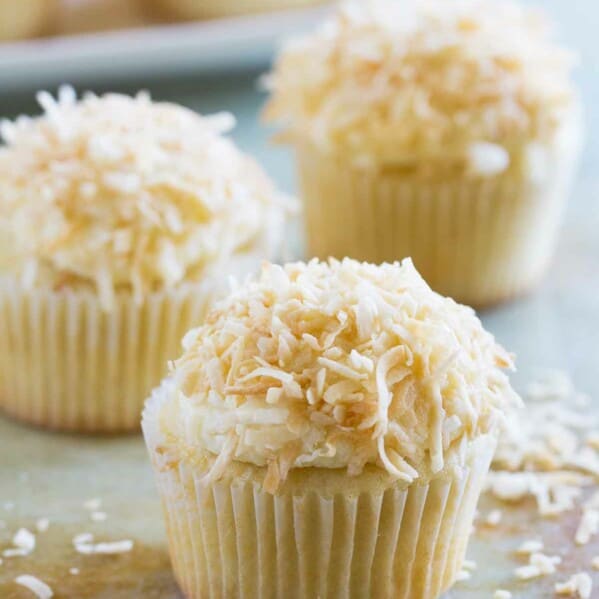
0,5,331,90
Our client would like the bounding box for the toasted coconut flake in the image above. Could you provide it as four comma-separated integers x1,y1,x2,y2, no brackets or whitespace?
265,0,576,166
168,258,517,491
555,572,592,598
0,88,286,309
15,575,53,599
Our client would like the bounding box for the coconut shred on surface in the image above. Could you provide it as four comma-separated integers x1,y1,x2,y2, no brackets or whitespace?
167,257,519,493
459,371,599,595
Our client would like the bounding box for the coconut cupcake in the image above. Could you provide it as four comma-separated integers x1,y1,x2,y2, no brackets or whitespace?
0,86,286,432
148,0,325,21
264,0,582,307
143,258,519,599
0,0,56,41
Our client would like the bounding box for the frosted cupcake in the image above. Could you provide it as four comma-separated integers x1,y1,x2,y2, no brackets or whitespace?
0,0,55,41
143,258,519,598
0,87,286,432
264,0,582,307
149,0,325,20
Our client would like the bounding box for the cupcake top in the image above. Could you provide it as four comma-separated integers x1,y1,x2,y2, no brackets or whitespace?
0,87,285,309
264,0,577,170
166,258,519,492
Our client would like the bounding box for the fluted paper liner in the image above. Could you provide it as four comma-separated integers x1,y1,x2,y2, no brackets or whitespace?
296,118,581,307
143,384,496,599
0,274,228,432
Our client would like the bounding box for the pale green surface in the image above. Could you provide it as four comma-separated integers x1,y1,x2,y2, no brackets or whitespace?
1,1,599,596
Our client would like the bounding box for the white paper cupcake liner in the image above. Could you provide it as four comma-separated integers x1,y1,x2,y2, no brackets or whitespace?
296,121,581,307
143,384,496,599
0,279,214,432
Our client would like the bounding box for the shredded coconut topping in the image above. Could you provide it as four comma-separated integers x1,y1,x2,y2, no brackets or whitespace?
14,575,53,599
264,0,576,167
169,258,518,492
0,86,285,309
73,533,133,555
555,573,593,598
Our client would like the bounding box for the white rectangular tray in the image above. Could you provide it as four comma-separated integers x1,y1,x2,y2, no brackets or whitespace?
0,5,331,90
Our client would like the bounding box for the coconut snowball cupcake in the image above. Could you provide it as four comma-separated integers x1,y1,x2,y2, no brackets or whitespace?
0,87,286,432
264,0,582,307
0,0,55,41
149,0,325,20
143,258,519,598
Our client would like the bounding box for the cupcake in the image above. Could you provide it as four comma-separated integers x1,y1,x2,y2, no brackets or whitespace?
0,86,286,432
143,258,519,598
0,0,56,41
264,0,582,307
148,0,325,21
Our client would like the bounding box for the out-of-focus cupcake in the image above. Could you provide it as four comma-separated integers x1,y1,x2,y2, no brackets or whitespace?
57,0,147,35
264,0,582,307
0,0,56,41
143,258,519,599
148,0,325,21
0,86,287,432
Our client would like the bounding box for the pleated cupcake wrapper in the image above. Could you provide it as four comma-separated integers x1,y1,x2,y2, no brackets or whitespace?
143,388,495,599
0,280,216,432
296,138,579,307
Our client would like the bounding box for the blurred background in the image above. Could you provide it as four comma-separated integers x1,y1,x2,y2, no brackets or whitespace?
0,0,597,392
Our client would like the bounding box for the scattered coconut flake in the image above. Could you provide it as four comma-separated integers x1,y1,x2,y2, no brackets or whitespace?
494,591,512,599
514,549,560,581
73,534,133,555
10,528,36,555
462,559,477,571
516,540,544,556
455,569,471,582
515,564,542,581
555,572,593,598
4,502,14,511
69,567,79,575
72,533,93,545
485,509,503,526
35,519,49,533
489,371,599,521
592,557,599,571
529,552,561,575
91,511,107,522
15,575,53,599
